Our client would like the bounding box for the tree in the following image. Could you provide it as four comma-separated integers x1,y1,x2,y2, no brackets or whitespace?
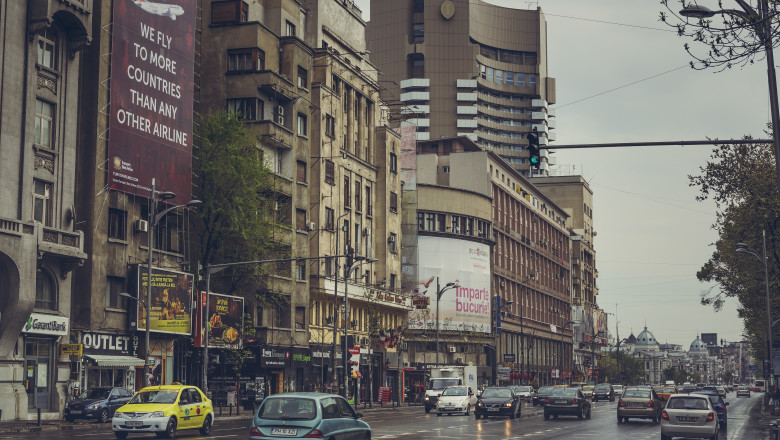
688,137,780,360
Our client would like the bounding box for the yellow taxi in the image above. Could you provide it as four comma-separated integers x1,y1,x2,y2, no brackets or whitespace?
111,384,213,439
652,385,676,402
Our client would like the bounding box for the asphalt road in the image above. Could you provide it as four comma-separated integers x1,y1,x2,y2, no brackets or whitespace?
0,393,766,440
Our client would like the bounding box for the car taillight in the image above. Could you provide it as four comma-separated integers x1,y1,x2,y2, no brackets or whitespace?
648,399,654,408
249,427,262,436
662,410,669,421
618,399,623,407
304,429,325,438
545,397,550,404
706,412,715,422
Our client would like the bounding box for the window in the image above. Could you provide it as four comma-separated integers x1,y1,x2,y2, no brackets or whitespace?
354,179,362,212
506,71,514,86
413,0,424,12
36,30,56,70
344,176,351,208
389,152,398,173
35,269,56,310
274,297,291,328
108,208,127,240
33,180,52,226
325,114,335,137
529,74,537,88
332,75,341,93
495,69,503,84
227,98,261,120
324,160,335,185
227,48,264,72
296,208,307,230
390,274,397,290
365,185,372,216
426,213,435,231
389,192,398,213
295,306,306,329
285,20,296,37
296,160,307,183
437,214,446,232
417,212,425,231
388,232,397,253
296,263,306,280
297,113,307,136
486,67,494,82
324,257,334,277
343,219,350,250
34,99,54,148
297,66,308,89
412,23,424,43
325,207,335,230
106,276,126,309
211,0,248,24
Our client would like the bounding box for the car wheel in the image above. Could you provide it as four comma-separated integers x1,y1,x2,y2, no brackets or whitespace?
624,417,629,423
425,407,431,414
586,408,591,419
475,413,480,420
653,414,659,424
100,409,110,423
617,414,622,423
578,407,584,420
510,408,516,420
164,417,177,439
362,433,371,440
199,415,212,436
543,411,550,420
114,432,128,440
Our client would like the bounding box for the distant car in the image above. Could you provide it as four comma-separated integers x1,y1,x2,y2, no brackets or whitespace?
474,387,520,420
510,385,535,401
714,386,727,399
691,391,729,427
249,393,369,440
112,385,213,439
544,387,591,420
617,387,663,424
661,393,719,440
65,386,133,423
736,386,751,397
613,385,625,397
436,386,477,416
581,385,595,399
680,384,697,393
534,386,556,407
593,383,614,402
652,386,677,403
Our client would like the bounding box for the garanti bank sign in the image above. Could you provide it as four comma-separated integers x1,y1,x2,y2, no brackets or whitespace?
22,313,69,336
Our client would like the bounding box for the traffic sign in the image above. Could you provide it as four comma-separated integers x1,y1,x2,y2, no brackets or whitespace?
749,364,758,371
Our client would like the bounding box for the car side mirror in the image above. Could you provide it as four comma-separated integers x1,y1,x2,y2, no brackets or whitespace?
725,402,729,406
355,412,363,419
469,392,474,397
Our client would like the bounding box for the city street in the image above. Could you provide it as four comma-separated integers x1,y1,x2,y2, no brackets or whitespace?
0,393,767,440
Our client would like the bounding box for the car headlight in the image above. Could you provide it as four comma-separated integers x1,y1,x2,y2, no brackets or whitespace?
477,401,484,407
505,402,513,407
87,403,100,410
424,396,430,401
150,411,165,418
113,412,126,419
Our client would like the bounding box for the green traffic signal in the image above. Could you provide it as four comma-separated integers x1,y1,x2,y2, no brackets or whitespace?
526,128,541,167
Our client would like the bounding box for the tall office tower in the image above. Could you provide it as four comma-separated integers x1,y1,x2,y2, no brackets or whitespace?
366,0,557,177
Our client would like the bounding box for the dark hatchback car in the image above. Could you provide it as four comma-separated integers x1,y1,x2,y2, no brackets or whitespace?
64,386,133,423
690,391,729,427
474,387,520,420
534,386,556,406
593,383,615,402
544,387,591,420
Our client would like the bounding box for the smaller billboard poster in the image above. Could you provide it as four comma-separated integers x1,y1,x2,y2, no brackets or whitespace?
137,266,193,335
206,292,244,349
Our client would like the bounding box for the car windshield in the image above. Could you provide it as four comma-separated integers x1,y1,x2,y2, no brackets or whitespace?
538,386,554,394
77,388,111,400
667,397,709,410
624,389,650,398
258,398,317,421
550,388,576,397
442,387,467,396
431,378,460,389
128,390,179,404
481,388,512,398
516,386,532,392
594,384,610,390
656,387,674,393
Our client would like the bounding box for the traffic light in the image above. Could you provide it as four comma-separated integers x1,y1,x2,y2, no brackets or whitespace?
346,246,354,269
526,128,540,168
495,296,502,334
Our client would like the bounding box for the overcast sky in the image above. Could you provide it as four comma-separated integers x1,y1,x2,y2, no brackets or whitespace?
355,0,769,348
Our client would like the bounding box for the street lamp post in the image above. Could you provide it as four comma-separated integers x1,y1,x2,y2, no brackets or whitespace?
559,321,575,385
679,1,780,198
331,213,349,388
494,299,514,386
736,229,773,384
434,278,460,365
342,255,378,400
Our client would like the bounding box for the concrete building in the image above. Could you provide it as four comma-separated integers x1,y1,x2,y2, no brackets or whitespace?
0,0,91,420
366,0,557,177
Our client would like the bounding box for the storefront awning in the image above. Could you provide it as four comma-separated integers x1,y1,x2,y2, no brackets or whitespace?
85,354,146,367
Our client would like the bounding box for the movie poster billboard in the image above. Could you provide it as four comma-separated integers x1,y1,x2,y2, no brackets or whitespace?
206,293,244,349
408,236,492,334
108,0,196,203
136,266,193,335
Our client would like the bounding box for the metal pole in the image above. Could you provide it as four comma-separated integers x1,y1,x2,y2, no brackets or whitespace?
203,265,211,392
342,263,350,399
145,178,155,388
758,0,780,200
331,224,340,388
764,229,774,384
435,277,440,366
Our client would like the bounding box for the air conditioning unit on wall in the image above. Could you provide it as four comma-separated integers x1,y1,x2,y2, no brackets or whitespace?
135,219,148,233
448,346,457,353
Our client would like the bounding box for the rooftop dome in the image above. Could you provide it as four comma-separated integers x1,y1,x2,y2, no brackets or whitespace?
636,326,658,346
689,336,708,353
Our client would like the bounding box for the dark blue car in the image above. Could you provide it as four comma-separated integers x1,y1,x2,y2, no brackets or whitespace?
691,391,728,427
64,386,133,423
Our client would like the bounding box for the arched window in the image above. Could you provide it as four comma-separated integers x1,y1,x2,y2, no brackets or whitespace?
35,268,56,310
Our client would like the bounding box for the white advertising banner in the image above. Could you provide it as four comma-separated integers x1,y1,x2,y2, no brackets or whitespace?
409,236,491,334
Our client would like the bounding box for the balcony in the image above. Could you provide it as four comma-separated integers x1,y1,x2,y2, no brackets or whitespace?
249,120,295,150
38,225,88,275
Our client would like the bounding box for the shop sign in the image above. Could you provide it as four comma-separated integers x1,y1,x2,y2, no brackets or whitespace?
290,348,312,366
82,332,138,356
22,313,69,336
503,353,516,363
412,296,430,309
260,347,289,368
61,344,83,356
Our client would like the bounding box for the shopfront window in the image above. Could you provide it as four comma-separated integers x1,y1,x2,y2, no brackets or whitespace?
25,339,52,410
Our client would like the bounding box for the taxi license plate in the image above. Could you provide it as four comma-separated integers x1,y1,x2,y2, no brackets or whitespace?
126,421,143,427
677,416,697,422
271,428,298,436
70,410,82,414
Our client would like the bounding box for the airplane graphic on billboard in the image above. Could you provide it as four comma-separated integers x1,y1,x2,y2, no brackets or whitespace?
132,0,184,20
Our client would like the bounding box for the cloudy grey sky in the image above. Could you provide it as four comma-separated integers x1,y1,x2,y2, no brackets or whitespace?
355,0,769,347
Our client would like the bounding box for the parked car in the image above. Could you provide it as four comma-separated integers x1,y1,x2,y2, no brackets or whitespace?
593,383,614,402
112,385,213,439
736,385,751,397
613,385,625,397
248,392,369,440
534,386,556,407
510,385,535,401
661,393,719,440
474,387,520,420
690,391,729,427
65,386,133,423
617,387,663,424
436,385,477,416
544,387,591,420
652,385,677,403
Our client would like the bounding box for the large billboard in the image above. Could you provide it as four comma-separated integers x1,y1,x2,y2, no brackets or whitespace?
108,0,196,203
206,293,244,349
409,236,492,334
136,266,193,335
